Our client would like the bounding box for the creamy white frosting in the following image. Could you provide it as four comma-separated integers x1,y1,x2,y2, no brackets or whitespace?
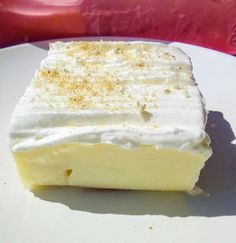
9,41,212,157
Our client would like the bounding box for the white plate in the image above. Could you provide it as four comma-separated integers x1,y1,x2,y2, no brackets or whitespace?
1,37,236,243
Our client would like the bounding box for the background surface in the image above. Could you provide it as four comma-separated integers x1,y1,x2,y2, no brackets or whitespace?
1,0,236,54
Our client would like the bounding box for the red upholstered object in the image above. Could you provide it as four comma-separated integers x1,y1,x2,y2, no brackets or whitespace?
1,0,236,54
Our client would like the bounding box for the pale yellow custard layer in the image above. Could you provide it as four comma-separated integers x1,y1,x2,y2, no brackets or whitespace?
13,143,206,191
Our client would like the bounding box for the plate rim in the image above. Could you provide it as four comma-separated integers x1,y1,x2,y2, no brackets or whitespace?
0,36,235,62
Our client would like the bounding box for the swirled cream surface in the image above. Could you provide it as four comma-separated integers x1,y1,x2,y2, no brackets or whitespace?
9,41,211,157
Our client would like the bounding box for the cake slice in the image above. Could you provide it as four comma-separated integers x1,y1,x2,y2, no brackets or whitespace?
9,41,212,191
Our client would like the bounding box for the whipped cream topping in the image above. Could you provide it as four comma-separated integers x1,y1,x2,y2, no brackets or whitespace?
9,41,211,157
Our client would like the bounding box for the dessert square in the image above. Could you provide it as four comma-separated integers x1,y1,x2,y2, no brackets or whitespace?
9,41,212,191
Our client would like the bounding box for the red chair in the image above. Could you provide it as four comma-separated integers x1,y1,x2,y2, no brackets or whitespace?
1,0,236,54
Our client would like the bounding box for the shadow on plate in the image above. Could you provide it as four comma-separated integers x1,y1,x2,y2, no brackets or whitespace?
32,111,236,217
